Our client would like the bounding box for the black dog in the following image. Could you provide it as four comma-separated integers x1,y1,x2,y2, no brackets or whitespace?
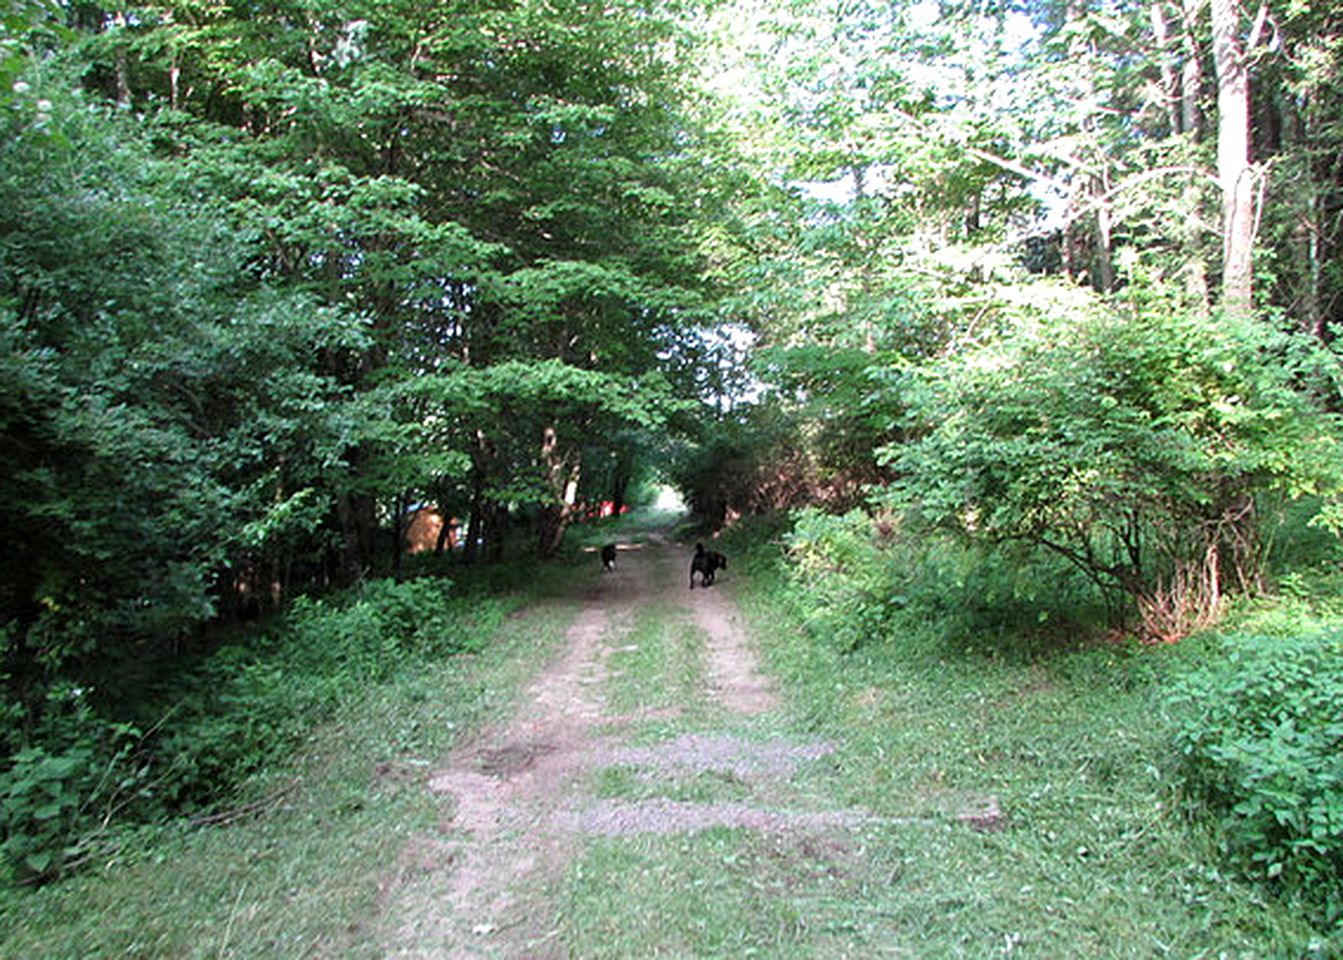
689,542,727,589
706,549,727,584
601,543,617,571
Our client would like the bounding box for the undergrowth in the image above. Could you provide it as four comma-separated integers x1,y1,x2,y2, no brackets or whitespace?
1172,630,1343,923
0,568,576,958
781,507,1108,657
0,573,518,885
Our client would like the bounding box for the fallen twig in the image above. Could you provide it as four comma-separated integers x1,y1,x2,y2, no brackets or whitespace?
190,778,301,828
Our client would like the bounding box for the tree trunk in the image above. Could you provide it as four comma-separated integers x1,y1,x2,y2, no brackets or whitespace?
1304,186,1324,338
1094,177,1116,293
536,425,582,558
1286,102,1327,339
611,472,630,518
1151,1,1182,135
392,494,405,583
1063,0,1115,294
1180,0,1206,138
484,502,507,563
434,507,457,557
536,503,572,559
335,492,369,584
464,465,484,565
113,12,132,108
1211,0,1255,316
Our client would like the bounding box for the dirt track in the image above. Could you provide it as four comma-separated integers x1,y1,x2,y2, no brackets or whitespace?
381,534,849,958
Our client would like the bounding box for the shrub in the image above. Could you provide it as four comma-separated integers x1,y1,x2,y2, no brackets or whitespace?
883,296,1341,641
784,509,905,652
0,745,96,880
1172,631,1343,920
0,682,150,884
0,575,492,883
783,507,1105,654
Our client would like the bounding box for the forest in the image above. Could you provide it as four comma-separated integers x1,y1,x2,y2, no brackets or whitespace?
2,0,1343,951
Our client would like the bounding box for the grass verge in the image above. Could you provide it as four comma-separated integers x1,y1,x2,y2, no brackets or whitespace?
0,571,581,958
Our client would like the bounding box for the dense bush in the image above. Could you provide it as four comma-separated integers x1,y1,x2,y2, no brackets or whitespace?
884,295,1342,641
0,576,500,884
783,510,906,652
1172,631,1343,921
783,507,1105,653
0,85,368,685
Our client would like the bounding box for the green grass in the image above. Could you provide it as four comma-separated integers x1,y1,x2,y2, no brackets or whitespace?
750,568,1328,955
604,596,707,720
0,577,580,958
562,828,880,959
5,512,1337,957
551,536,1331,958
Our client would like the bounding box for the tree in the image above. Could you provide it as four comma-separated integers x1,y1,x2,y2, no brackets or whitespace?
0,85,365,691
63,0,719,565
1252,2,1343,341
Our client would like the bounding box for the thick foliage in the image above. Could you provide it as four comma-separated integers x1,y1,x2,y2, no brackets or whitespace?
669,399,879,527
783,508,1105,653
0,87,366,678
0,576,498,883
94,0,719,567
883,294,1341,639
1172,631,1343,922
783,510,914,652
0,26,712,873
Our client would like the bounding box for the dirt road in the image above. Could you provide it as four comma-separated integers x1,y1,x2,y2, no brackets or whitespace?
381,534,857,958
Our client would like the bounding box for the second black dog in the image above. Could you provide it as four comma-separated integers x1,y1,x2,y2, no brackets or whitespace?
689,542,727,589
601,543,617,571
